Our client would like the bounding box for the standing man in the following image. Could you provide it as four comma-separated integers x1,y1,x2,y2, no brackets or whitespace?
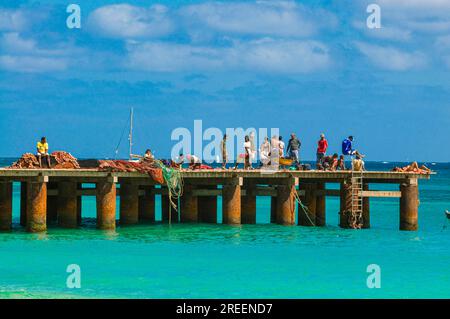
316,133,328,166
36,136,51,168
286,133,301,164
220,134,227,169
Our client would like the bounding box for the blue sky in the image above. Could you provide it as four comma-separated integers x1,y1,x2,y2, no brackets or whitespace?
0,0,449,161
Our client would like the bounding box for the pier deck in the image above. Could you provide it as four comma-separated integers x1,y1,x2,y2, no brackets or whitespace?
0,168,431,232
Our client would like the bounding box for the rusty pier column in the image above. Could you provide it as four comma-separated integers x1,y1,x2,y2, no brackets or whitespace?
139,185,155,222
362,183,370,229
0,181,12,231
26,177,48,233
276,178,296,225
58,180,78,228
47,182,58,223
222,178,241,225
339,179,352,228
20,182,27,227
96,178,116,230
298,183,317,226
400,179,419,231
120,182,139,225
198,185,217,223
241,180,256,224
315,182,326,226
180,184,198,222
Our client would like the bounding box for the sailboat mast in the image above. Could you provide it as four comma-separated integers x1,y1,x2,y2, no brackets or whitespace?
129,107,133,161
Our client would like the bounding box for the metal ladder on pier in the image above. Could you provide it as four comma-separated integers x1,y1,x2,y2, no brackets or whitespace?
350,159,364,229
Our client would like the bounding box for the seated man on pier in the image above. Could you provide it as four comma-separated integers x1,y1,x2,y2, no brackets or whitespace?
36,136,51,168
342,136,364,158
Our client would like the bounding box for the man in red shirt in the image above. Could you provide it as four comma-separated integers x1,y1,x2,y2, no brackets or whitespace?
316,133,328,167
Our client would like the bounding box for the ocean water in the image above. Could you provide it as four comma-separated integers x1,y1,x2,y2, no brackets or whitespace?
0,159,449,299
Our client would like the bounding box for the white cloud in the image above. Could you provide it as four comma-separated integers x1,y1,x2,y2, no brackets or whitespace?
353,21,411,42
179,1,337,38
87,4,174,39
126,38,330,73
0,9,28,31
0,32,85,73
0,55,67,73
355,42,427,71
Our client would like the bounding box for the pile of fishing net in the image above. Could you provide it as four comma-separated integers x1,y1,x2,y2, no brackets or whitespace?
10,151,80,169
97,160,165,184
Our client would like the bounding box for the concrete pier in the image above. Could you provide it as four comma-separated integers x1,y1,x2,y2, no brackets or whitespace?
298,183,316,226
120,182,139,225
198,185,217,223
57,180,78,228
0,169,431,232
0,181,12,231
400,179,418,231
241,181,256,224
26,180,47,233
276,179,296,225
139,185,155,222
222,179,241,225
339,180,352,229
96,179,116,230
315,182,326,226
180,184,198,222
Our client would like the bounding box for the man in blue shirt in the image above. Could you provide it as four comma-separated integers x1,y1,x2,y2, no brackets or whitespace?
342,136,364,157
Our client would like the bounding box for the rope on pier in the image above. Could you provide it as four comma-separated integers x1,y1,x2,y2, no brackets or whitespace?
293,191,316,227
154,160,184,224
288,172,316,226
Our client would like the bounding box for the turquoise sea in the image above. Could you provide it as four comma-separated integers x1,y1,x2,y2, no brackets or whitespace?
0,159,449,299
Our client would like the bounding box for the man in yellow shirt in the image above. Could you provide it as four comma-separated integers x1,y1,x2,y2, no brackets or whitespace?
36,137,51,168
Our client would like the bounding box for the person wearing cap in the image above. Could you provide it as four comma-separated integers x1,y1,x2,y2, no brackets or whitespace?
342,136,364,158
316,133,328,166
286,133,301,164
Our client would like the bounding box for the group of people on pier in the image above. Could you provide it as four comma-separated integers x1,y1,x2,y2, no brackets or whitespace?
33,134,366,171
219,133,365,171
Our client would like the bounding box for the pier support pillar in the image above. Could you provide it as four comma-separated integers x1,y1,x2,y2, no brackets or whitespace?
276,179,296,225
339,180,352,228
0,181,12,231
400,179,419,231
96,179,116,230
120,182,139,225
180,184,198,222
26,180,47,233
298,183,317,226
47,182,58,223
270,196,277,223
222,180,241,225
315,182,326,226
139,185,155,222
199,185,217,223
20,182,27,227
362,183,370,229
57,180,78,228
162,191,178,223
77,183,82,225
241,181,256,224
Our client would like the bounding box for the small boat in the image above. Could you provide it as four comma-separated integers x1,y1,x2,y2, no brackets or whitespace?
446,210,450,219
